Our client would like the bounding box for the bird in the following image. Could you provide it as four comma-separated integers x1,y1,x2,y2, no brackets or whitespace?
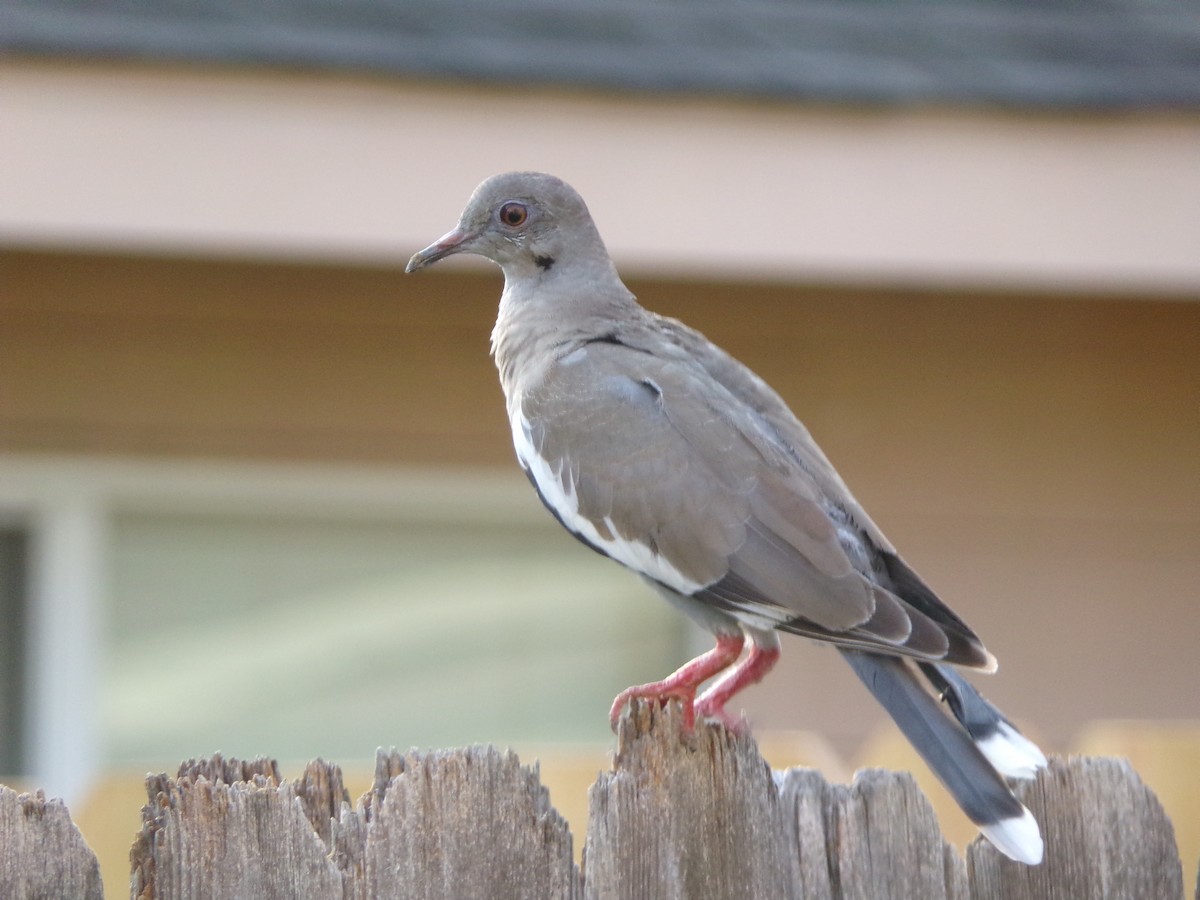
405,171,1047,864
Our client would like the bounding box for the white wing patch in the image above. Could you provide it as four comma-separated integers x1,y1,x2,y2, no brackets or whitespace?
510,406,706,597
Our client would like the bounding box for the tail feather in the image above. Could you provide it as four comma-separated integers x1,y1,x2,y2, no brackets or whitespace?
841,649,1044,865
918,662,1047,780
980,806,1044,864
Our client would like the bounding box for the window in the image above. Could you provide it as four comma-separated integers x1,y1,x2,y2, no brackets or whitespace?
0,525,28,775
105,509,680,764
0,457,687,788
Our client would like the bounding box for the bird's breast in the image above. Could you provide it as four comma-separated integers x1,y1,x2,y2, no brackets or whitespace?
507,398,706,597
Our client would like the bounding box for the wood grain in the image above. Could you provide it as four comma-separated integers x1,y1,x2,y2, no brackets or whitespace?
967,755,1185,900
0,785,103,900
11,712,1187,898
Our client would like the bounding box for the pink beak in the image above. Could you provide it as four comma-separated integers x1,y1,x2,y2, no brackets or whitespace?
405,227,474,273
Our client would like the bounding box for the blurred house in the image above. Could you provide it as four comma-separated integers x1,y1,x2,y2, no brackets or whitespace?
2,0,1200,809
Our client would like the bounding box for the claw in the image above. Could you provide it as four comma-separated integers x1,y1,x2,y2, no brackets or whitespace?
610,685,698,730
608,634,744,732
694,700,751,734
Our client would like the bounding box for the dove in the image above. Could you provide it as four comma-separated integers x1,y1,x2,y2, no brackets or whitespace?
406,171,1046,864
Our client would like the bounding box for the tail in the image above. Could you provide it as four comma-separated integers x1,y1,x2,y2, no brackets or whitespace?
840,649,1046,864
917,662,1046,780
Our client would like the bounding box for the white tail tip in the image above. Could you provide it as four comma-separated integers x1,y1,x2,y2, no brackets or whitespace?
976,721,1048,781
980,805,1044,865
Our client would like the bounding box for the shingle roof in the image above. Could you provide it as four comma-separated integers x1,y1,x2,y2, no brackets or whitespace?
4,0,1200,110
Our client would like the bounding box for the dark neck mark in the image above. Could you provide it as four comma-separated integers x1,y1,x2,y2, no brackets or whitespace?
589,332,624,346
584,332,653,355
534,254,555,271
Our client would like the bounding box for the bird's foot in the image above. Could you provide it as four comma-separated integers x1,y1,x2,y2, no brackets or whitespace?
609,684,700,731
608,633,745,732
689,641,781,735
692,696,751,734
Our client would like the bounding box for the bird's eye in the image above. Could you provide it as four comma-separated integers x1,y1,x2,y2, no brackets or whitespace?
499,202,528,227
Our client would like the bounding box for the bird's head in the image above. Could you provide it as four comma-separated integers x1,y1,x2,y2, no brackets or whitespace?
405,171,605,279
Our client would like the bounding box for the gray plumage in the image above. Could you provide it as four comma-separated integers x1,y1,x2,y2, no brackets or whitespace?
406,171,1046,864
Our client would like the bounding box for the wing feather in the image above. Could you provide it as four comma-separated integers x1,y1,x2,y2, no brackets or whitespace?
521,341,876,630
518,329,992,669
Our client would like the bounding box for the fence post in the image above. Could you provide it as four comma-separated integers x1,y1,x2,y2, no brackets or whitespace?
130,755,346,900
356,745,580,900
0,785,103,899
967,755,1185,899
130,748,581,900
583,700,798,900
777,767,969,900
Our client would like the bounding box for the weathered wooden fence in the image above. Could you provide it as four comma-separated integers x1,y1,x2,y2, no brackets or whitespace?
1,702,1193,899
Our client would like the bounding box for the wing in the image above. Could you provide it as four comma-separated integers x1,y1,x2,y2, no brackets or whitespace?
516,333,992,668
650,312,896,552
517,338,874,629
639,316,995,669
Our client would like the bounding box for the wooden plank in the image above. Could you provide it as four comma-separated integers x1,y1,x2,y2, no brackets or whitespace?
131,748,580,900
130,754,346,900
777,767,969,900
355,745,580,900
1074,720,1200,898
583,701,796,900
293,758,352,850
0,785,103,899
967,755,1184,899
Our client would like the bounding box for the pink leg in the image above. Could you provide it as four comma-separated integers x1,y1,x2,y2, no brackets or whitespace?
609,634,744,731
693,641,781,732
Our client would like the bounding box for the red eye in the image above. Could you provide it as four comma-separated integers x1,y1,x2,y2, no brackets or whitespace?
499,202,528,227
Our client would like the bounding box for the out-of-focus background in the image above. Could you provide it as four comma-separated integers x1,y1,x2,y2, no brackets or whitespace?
2,0,1199,893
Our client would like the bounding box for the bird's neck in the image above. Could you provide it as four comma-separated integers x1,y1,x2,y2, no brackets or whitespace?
490,260,639,403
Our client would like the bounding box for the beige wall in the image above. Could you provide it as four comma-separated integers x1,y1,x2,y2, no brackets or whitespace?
3,60,1200,295
3,248,1198,750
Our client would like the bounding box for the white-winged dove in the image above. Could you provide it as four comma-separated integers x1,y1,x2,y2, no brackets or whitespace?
406,172,1047,864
